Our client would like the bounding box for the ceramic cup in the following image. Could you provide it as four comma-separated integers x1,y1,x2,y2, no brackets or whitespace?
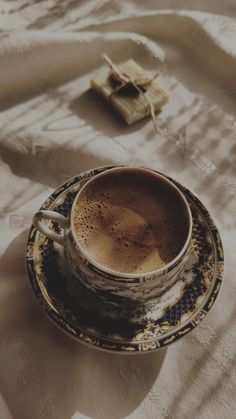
33,167,192,305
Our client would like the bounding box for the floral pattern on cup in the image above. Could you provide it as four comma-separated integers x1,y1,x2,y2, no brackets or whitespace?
33,167,193,305
26,166,224,353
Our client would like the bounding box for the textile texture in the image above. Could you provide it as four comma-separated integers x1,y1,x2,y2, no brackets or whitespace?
0,1,236,418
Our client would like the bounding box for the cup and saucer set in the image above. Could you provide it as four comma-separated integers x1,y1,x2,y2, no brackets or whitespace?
26,166,224,354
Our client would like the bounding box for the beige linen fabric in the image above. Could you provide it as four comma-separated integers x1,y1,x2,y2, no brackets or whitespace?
0,1,236,419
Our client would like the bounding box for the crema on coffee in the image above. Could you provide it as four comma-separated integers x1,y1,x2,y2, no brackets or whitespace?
72,169,189,274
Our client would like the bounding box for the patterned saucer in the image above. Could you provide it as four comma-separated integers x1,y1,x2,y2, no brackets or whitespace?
26,166,224,353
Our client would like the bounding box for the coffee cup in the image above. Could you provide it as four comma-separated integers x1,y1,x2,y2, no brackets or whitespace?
33,167,192,305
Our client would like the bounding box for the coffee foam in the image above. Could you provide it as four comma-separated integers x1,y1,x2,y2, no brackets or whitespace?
73,169,189,274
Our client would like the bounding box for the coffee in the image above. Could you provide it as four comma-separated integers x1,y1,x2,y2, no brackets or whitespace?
72,169,189,274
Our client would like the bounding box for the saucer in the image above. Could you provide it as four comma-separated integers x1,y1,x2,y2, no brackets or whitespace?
26,166,224,353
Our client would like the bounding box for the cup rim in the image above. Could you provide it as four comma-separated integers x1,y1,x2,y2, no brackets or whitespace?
70,166,193,279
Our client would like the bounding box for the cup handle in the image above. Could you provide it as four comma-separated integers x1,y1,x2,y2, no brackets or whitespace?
33,210,68,245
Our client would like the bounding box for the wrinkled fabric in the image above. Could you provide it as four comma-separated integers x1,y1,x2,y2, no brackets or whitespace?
0,1,236,419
